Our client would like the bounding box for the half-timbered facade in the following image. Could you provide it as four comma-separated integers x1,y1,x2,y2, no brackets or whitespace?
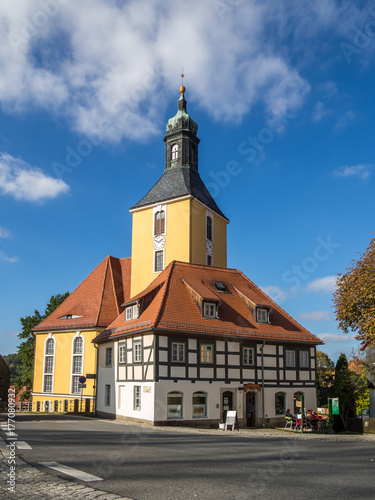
95,261,323,427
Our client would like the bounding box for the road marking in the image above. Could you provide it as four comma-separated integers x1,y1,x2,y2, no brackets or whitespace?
16,441,32,450
5,432,18,437
39,462,103,482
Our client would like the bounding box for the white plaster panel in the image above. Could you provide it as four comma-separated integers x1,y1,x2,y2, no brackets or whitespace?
228,354,240,365
299,371,310,381
228,369,240,379
200,368,214,378
159,336,168,348
279,358,284,368
216,341,225,352
311,371,316,380
279,372,284,380
216,354,225,365
264,370,277,380
189,367,197,378
311,359,315,369
159,351,168,362
189,339,197,350
279,346,283,354
159,365,168,377
285,370,296,380
310,348,315,357
189,353,197,363
118,366,126,380
263,357,277,367
242,369,255,379
127,366,132,379
127,351,132,364
144,348,154,363
171,366,186,378
228,342,239,353
263,345,276,355
145,365,154,380
143,334,154,347
216,368,225,378
133,365,143,379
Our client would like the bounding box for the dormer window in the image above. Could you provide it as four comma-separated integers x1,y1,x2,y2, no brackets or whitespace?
203,302,216,318
171,144,178,160
125,304,139,321
214,281,227,293
256,308,269,323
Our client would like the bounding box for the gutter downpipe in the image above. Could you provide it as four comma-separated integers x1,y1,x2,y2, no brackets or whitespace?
94,343,99,416
261,340,266,428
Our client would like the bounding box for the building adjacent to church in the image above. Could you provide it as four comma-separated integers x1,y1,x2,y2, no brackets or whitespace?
32,85,323,426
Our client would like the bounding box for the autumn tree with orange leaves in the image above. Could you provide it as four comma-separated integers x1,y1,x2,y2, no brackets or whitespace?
333,236,375,346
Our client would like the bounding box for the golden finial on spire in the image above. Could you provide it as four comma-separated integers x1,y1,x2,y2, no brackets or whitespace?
180,68,186,94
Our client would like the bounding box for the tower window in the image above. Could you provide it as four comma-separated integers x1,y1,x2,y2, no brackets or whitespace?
154,250,164,272
171,144,178,160
154,210,165,235
206,216,213,241
207,255,213,266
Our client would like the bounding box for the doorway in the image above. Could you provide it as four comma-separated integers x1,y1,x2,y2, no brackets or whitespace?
246,392,256,427
222,391,233,422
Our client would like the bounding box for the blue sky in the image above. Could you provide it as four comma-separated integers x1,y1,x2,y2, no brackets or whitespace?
0,0,374,362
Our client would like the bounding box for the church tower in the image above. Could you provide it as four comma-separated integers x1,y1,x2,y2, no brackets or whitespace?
130,86,229,296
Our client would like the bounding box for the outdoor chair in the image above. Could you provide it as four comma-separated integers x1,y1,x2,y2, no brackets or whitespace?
285,416,293,429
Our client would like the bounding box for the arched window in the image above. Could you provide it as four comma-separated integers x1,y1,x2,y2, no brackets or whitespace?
206,216,213,241
275,392,286,415
193,392,207,418
171,144,178,160
167,392,183,418
44,337,55,393
71,335,84,394
154,210,165,235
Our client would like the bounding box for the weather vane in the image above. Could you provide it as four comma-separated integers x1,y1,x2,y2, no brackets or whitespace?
180,68,186,94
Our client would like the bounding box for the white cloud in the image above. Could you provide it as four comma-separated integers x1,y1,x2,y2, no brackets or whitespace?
0,226,11,238
307,276,337,293
0,250,19,263
299,311,330,321
0,0,362,143
0,152,69,202
313,101,331,122
333,164,371,181
261,285,287,302
318,333,355,343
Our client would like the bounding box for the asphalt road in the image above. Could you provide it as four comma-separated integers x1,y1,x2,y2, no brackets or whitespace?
3,414,375,500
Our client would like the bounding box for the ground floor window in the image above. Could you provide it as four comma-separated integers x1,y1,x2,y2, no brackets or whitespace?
134,386,141,411
193,392,207,418
72,375,81,394
275,392,286,415
167,392,183,418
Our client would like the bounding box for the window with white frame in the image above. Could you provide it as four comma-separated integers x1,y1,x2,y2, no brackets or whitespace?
105,384,111,406
193,392,207,418
203,302,216,318
43,338,55,393
105,347,112,367
134,386,141,410
72,336,83,374
299,351,309,368
206,215,213,241
200,344,213,363
72,376,81,394
243,347,254,366
133,341,142,363
256,308,269,323
119,343,126,364
286,350,296,367
167,392,183,418
171,144,178,160
154,250,164,272
171,342,185,362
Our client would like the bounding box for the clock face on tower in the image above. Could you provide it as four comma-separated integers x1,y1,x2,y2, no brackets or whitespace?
153,235,165,250
206,240,213,255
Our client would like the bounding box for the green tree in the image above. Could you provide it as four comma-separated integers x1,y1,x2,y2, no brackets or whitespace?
333,236,375,346
15,292,69,400
2,353,22,384
333,353,367,430
316,350,334,406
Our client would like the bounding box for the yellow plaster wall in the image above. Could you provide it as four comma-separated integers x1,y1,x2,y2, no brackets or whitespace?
32,330,99,407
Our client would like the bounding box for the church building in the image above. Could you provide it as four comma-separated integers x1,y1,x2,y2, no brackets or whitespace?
32,85,323,426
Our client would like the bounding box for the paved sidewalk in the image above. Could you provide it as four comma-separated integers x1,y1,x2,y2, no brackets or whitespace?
0,435,132,500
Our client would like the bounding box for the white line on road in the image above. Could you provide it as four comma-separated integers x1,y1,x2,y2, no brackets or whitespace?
15,441,32,450
39,462,103,482
5,432,18,437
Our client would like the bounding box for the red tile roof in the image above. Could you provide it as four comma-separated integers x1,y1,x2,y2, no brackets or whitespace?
95,261,323,345
33,256,131,332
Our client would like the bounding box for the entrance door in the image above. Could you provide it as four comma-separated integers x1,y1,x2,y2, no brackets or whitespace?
222,391,233,422
246,392,256,427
